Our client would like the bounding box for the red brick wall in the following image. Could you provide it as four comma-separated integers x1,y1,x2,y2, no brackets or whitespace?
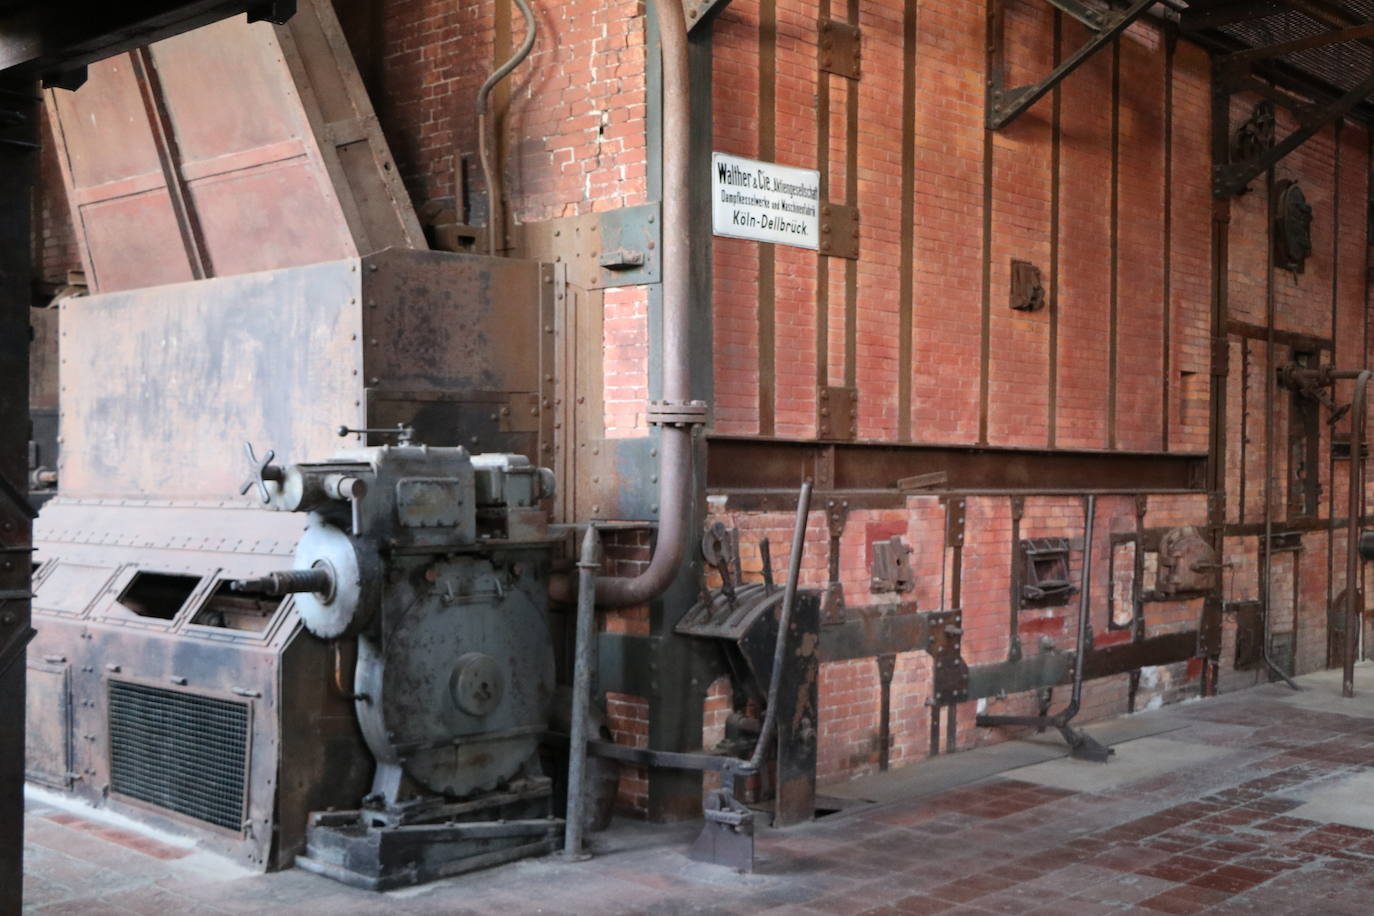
30,0,1374,806
700,0,1370,793
34,106,82,291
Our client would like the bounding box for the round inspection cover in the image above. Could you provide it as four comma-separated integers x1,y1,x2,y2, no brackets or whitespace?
450,653,504,717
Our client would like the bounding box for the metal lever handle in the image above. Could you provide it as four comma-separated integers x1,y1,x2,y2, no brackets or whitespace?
238,442,284,504
336,424,415,445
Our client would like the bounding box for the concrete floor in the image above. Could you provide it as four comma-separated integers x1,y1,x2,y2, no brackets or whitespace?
21,664,1374,915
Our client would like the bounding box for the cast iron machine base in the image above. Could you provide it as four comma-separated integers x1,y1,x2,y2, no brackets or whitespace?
296,792,562,891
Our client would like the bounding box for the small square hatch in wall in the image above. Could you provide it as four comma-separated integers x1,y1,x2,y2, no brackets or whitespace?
1020,538,1076,608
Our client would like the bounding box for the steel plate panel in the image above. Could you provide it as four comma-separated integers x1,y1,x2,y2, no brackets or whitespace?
44,0,420,295
79,191,196,290
59,260,363,500
47,55,160,190
186,161,355,275
147,17,301,164
25,664,71,789
33,562,118,617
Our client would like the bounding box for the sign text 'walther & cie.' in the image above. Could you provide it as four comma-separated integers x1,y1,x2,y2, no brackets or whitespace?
711,152,820,250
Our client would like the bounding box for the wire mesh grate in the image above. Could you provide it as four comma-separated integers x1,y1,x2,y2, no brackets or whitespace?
108,681,249,832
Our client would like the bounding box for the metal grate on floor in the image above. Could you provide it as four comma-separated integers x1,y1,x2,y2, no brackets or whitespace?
107,680,249,832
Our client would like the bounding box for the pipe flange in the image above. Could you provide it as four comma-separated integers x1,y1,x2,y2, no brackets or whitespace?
646,399,709,427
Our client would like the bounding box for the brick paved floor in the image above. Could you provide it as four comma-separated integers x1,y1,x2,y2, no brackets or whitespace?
21,665,1374,914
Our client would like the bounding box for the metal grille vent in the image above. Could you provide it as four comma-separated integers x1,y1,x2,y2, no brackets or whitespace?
108,681,249,832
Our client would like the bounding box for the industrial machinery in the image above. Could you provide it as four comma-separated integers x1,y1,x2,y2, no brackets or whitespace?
26,249,564,874
234,441,566,888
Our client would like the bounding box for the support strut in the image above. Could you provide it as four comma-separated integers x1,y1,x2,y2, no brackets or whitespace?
977,496,1114,762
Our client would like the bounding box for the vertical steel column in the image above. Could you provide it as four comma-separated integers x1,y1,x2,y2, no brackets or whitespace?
0,76,37,916
1332,369,1371,697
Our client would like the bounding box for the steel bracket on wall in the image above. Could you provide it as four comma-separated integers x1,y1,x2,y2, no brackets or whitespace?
1207,9,1374,197
817,385,857,440
818,18,861,79
818,203,859,260
986,0,1155,131
685,0,733,33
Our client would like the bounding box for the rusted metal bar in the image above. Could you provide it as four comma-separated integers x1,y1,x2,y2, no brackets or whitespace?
0,70,37,914
1262,173,1300,691
739,480,811,775
563,525,600,860
1044,0,1104,31
707,437,1205,494
877,654,896,770
129,46,209,279
977,497,1112,761
1215,67,1374,197
1333,369,1371,698
986,0,1154,130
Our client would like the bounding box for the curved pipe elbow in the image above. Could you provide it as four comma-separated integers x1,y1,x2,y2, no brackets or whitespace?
548,427,692,608
548,0,695,611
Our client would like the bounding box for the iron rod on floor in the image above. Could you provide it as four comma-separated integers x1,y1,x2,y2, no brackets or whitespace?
563,524,601,860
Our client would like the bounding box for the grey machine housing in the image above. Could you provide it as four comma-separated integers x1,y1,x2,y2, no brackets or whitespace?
241,442,567,888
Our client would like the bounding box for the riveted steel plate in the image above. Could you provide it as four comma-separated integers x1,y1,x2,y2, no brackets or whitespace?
818,18,861,79
818,202,859,259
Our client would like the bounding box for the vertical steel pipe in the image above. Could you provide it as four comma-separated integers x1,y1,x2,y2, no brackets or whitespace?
1341,370,1370,697
1261,171,1300,691
476,0,537,255
1065,495,1095,717
548,0,695,609
563,524,601,859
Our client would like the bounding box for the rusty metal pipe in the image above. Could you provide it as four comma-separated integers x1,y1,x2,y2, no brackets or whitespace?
1261,184,1300,692
549,0,695,609
476,0,536,255
563,525,601,860
1335,369,1371,698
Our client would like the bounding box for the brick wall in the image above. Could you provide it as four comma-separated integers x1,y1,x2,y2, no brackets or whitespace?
34,106,81,292
701,0,1370,794
29,0,1374,810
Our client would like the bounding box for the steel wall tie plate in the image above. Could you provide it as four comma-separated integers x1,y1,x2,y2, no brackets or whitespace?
818,204,860,260
818,18,861,80
817,386,858,440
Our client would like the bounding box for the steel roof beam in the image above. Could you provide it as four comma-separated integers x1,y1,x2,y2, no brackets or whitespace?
1180,0,1294,31
0,0,293,89
987,0,1156,131
1214,63,1374,196
1220,21,1374,66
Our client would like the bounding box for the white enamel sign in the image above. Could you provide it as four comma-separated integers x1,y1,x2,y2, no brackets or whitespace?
711,152,820,250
